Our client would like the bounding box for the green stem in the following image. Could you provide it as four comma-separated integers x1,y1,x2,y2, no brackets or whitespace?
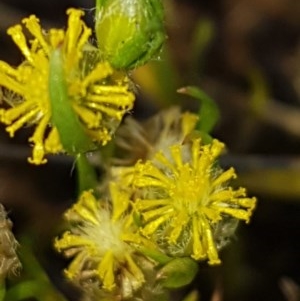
76,153,98,194
49,47,95,155
5,280,67,301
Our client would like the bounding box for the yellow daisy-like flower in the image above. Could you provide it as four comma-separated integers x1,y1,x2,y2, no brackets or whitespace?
132,138,256,265
54,186,145,296
108,107,198,192
0,8,135,164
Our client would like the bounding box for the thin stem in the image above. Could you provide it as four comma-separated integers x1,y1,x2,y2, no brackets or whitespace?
76,153,98,194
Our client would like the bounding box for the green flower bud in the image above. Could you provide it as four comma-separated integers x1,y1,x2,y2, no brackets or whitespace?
95,0,166,70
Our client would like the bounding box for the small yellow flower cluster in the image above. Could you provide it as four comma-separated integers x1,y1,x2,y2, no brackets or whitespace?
110,109,256,265
110,106,199,188
55,108,256,298
54,186,146,297
131,138,256,264
0,8,135,164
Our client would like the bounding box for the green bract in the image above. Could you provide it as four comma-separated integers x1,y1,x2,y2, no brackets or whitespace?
157,258,199,289
95,0,165,70
49,49,96,155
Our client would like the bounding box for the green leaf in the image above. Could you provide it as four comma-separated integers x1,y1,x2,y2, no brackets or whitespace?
49,48,96,155
157,257,199,289
178,86,220,134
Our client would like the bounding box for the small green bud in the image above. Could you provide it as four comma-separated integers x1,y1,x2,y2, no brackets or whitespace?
95,0,166,70
157,257,199,289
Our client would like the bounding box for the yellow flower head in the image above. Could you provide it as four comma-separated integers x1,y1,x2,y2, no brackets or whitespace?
0,8,135,164
132,138,256,265
54,186,145,297
108,107,198,192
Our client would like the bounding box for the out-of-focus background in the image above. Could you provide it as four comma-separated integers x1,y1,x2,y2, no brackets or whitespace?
0,0,299,300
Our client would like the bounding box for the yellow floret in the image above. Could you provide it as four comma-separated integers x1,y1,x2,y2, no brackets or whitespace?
54,188,144,294
132,139,256,264
0,8,135,164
